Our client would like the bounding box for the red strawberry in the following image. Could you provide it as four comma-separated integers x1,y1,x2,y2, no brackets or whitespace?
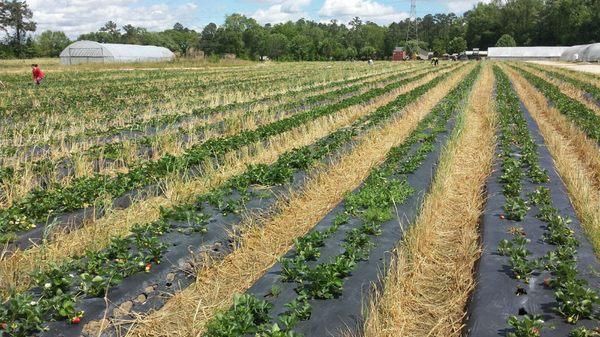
0,322,7,330
531,327,540,336
499,214,506,220
71,316,81,324
543,278,551,287
145,263,152,272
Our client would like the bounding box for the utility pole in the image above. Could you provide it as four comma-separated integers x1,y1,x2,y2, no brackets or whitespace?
405,0,418,44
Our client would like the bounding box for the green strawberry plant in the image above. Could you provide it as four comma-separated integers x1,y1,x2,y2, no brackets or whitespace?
507,315,544,337
504,197,530,221
555,280,599,324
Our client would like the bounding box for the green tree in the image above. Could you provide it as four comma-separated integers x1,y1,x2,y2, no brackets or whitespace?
502,0,542,45
431,38,446,56
36,30,70,57
448,36,467,54
360,45,377,59
403,39,427,58
260,33,288,59
99,20,121,42
0,0,36,56
199,23,219,55
465,0,503,49
345,46,357,60
496,34,516,47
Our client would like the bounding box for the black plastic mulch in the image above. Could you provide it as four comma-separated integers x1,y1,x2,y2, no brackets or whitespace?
465,96,600,336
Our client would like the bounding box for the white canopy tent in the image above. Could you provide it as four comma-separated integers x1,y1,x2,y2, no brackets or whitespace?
487,46,568,60
60,40,175,65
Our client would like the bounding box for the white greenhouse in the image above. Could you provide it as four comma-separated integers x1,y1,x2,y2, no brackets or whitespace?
561,43,600,62
487,46,568,60
60,40,175,65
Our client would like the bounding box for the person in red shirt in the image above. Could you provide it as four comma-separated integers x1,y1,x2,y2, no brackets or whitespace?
31,64,45,85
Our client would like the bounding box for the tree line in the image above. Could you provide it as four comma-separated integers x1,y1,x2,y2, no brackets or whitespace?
0,0,598,60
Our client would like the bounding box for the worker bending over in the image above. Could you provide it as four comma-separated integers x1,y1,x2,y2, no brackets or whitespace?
31,64,45,85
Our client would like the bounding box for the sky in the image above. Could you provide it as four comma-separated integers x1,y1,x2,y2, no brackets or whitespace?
27,0,486,38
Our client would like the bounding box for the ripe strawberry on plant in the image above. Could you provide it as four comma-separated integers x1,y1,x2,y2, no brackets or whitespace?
145,263,152,272
0,322,7,330
71,316,81,324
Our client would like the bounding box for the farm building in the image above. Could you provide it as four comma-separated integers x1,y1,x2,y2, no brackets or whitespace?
561,43,600,62
59,40,175,65
487,46,568,60
392,47,406,61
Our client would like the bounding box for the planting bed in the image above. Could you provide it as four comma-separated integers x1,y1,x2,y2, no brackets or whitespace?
201,65,480,337
0,62,461,337
2,60,598,337
0,64,455,250
466,67,600,337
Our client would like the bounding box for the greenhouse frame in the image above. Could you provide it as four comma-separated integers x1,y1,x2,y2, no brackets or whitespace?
60,40,175,65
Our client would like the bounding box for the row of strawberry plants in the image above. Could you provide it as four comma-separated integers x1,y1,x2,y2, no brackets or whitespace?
0,65,414,159
0,64,457,243
0,63,420,180
203,65,480,337
0,67,401,193
0,121,361,337
466,66,599,337
526,64,600,103
511,65,600,143
0,65,449,336
4,63,395,127
1,65,356,152
3,66,320,120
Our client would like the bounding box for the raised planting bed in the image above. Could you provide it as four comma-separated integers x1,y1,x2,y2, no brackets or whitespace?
520,64,600,105
0,64,416,162
0,64,459,249
0,64,460,337
465,66,600,337
0,64,430,200
511,65,600,144
201,65,481,337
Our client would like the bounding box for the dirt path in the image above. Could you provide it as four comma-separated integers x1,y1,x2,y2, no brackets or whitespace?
527,60,600,75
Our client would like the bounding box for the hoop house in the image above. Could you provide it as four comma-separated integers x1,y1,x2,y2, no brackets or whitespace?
487,46,568,60
60,40,175,65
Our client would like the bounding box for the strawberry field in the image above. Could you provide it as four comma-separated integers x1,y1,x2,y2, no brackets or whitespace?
0,60,598,337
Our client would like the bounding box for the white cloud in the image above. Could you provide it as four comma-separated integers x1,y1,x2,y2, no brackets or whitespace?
319,0,407,24
250,0,311,24
445,0,492,13
27,0,199,38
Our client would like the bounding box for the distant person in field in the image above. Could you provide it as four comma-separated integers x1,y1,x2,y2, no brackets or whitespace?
31,64,45,85
368,59,374,66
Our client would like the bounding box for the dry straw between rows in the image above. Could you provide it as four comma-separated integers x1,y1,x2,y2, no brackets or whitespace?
360,63,496,337
502,64,600,257
123,64,474,337
517,63,600,117
0,64,455,296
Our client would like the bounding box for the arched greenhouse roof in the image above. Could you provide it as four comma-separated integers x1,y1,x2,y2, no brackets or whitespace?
487,46,568,59
562,43,600,62
60,40,175,65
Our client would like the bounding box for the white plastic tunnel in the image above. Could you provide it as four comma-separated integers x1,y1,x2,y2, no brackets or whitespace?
60,40,175,65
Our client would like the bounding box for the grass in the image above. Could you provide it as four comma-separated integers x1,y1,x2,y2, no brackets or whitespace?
502,64,600,257
120,63,475,337
361,62,496,337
